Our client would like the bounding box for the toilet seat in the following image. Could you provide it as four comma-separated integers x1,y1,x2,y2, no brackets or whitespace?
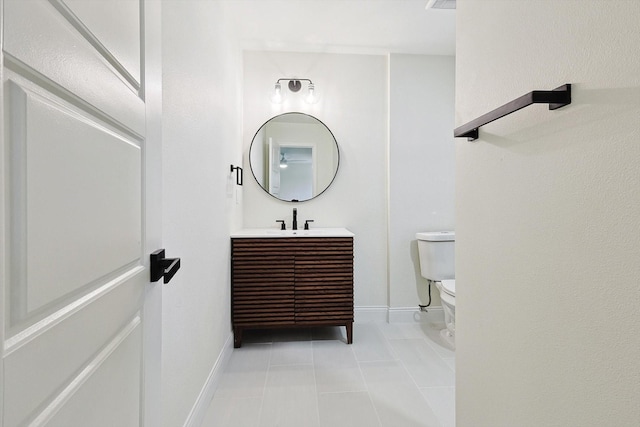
440,279,455,297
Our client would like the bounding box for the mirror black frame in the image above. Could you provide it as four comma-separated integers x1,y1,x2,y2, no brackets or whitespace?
249,112,340,202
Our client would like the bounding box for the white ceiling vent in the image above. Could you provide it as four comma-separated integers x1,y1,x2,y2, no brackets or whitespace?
426,0,456,10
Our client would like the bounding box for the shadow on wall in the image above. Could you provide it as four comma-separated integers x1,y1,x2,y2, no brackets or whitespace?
410,240,442,307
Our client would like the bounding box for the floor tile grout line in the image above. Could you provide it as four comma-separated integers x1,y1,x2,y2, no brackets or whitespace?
419,386,456,427
317,389,379,396
421,335,456,376
381,325,449,427
421,333,456,366
413,324,456,427
269,362,314,367
351,329,384,427
379,325,403,362
311,340,322,427
254,342,272,426
419,385,456,389
385,335,455,375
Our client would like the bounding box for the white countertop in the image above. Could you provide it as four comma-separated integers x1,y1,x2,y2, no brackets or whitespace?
231,227,354,238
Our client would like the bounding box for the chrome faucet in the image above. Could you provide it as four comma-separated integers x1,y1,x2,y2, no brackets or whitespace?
292,208,298,230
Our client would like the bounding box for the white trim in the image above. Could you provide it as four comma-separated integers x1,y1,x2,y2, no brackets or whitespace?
48,0,140,92
183,332,234,427
388,306,444,323
4,265,144,355
355,305,445,324
354,306,388,323
30,316,141,426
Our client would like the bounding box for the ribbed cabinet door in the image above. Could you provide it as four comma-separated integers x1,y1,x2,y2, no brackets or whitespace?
231,239,295,326
295,238,354,323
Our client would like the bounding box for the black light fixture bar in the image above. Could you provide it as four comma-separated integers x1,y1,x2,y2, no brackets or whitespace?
454,84,572,141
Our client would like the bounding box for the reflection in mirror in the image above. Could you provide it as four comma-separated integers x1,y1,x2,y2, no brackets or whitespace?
249,113,339,202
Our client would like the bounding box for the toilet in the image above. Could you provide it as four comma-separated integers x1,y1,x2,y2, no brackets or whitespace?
416,231,456,344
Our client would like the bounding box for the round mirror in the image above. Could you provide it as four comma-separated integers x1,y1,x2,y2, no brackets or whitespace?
249,112,340,202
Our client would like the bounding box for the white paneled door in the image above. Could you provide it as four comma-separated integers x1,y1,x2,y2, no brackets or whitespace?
1,1,162,426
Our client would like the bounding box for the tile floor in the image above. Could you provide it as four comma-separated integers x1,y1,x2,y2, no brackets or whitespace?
202,322,455,427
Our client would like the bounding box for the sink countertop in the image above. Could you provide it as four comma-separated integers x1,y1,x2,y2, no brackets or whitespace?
230,227,354,238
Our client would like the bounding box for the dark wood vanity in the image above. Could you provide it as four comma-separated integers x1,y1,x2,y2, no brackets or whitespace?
231,233,353,348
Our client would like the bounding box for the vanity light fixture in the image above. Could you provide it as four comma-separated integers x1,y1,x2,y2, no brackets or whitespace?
279,153,288,168
304,82,319,104
270,82,283,104
270,78,318,104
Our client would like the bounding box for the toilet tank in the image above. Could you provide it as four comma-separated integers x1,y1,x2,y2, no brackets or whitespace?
416,231,455,281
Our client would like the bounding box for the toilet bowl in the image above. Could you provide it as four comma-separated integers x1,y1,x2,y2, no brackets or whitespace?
416,231,456,346
436,279,455,342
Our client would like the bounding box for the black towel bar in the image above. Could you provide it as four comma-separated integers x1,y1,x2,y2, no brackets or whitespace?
454,84,572,141
230,164,243,186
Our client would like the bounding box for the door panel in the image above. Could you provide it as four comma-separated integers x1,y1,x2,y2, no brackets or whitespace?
45,321,142,427
3,269,144,427
3,0,144,136
8,80,142,315
1,0,157,425
55,0,141,85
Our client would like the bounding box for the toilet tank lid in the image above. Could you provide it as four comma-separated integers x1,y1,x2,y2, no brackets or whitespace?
415,231,455,242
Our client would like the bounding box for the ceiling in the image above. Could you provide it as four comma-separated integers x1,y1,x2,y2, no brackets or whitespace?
221,0,456,56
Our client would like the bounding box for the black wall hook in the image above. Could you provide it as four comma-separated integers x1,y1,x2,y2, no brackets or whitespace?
230,164,243,186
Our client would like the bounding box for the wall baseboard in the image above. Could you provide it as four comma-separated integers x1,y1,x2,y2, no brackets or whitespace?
183,332,234,427
354,306,444,324
354,306,388,322
388,306,444,323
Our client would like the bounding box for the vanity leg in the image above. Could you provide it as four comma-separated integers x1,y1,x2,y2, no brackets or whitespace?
346,322,353,344
234,326,243,348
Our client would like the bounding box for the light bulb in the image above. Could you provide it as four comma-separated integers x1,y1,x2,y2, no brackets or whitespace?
304,82,318,104
270,82,283,104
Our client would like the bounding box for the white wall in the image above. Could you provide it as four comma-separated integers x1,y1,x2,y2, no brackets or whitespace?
161,2,242,426
456,1,640,426
242,51,389,308
388,54,456,310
